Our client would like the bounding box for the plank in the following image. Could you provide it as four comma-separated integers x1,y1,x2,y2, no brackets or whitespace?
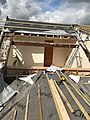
56,71,90,106
24,94,29,120
38,81,43,120
12,110,17,120
54,80,74,113
63,81,90,120
46,74,70,120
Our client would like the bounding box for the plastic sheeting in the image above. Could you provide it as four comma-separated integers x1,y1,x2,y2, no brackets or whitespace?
19,73,36,85
46,65,63,72
15,29,75,36
69,75,80,83
0,72,18,111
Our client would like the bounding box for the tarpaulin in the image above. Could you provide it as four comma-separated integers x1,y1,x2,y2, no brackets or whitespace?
0,72,18,111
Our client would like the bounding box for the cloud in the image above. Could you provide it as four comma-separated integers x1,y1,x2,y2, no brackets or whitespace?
0,9,1,15
0,0,7,5
29,1,90,24
38,0,62,12
68,0,90,3
0,0,90,25
0,0,42,19
30,0,90,25
29,8,77,24
80,13,90,25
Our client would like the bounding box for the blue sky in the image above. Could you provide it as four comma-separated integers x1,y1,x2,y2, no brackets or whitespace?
39,0,65,12
0,0,90,24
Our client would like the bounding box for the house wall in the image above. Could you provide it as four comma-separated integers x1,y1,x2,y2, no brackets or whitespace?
72,41,90,68
16,46,44,67
7,46,44,67
7,46,72,67
52,48,72,66
7,35,76,67
52,39,74,66
7,46,13,66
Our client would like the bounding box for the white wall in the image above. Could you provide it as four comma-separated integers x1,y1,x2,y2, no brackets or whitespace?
72,41,90,68
7,46,44,67
7,46,13,66
7,35,76,67
53,48,72,66
52,39,75,66
13,46,44,67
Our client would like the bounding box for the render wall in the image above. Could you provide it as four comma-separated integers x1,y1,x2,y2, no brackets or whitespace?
8,46,72,67
7,46,13,66
16,46,44,67
52,48,72,66
72,41,90,68
7,46,44,67
7,35,76,67
52,39,74,66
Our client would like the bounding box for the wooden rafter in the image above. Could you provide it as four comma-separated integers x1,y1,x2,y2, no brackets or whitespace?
6,66,90,73
12,40,78,48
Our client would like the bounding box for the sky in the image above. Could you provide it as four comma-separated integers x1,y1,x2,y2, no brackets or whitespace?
0,0,90,24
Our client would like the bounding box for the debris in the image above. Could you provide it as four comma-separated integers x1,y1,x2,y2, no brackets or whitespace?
81,34,88,41
19,73,36,85
46,74,70,120
0,73,18,110
46,65,63,72
83,81,90,85
0,63,4,69
0,107,3,111
69,75,80,83
13,45,24,65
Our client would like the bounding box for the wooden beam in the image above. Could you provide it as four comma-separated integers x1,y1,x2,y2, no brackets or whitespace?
12,110,17,120
54,80,74,113
56,71,90,107
24,94,29,120
5,18,78,32
46,74,70,120
64,67,90,72
59,71,90,106
6,66,90,72
38,81,43,120
12,40,78,48
13,34,76,40
63,81,90,120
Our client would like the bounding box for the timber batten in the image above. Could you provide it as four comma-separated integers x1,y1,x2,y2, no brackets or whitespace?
12,40,78,48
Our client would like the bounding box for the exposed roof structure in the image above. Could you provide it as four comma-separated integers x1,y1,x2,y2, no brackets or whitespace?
0,17,90,120
4,17,77,32
0,67,90,120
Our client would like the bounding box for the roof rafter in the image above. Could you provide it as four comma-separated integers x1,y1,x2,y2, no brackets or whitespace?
12,40,79,48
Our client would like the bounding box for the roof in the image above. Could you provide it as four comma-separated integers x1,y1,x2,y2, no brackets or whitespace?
4,18,77,33
0,68,90,120
0,18,90,120
78,25,90,35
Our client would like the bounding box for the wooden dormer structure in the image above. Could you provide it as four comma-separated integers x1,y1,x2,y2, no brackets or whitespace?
0,17,90,120
0,17,90,74
3,18,78,68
